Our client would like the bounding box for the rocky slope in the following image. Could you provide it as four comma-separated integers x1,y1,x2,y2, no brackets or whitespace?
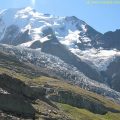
0,7,120,119
98,29,120,50
0,62,120,120
0,44,120,103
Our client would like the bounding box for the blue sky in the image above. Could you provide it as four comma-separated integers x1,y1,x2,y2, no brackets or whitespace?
0,0,120,33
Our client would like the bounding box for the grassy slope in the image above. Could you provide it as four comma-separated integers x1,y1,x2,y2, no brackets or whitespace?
57,103,120,120
1,69,119,120
31,76,120,111
0,51,120,119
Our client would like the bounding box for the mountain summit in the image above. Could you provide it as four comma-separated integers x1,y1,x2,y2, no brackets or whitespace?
0,7,100,47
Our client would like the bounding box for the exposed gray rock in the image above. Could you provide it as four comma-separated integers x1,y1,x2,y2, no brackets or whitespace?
48,90,120,114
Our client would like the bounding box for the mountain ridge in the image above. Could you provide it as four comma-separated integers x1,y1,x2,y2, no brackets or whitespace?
0,7,120,120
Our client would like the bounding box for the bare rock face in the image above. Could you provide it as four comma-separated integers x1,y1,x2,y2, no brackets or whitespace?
30,40,42,49
0,110,30,120
48,90,120,115
0,73,46,99
41,37,103,82
98,29,120,50
104,56,120,92
1,25,31,45
0,74,36,119
0,94,35,118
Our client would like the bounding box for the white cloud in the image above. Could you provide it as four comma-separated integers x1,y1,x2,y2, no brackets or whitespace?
31,0,36,7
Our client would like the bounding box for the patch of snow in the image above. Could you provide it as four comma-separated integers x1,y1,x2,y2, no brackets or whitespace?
40,36,49,43
70,48,120,71
18,40,34,47
81,24,87,32
112,73,116,78
19,36,49,47
60,30,80,47
82,37,91,43
0,88,9,94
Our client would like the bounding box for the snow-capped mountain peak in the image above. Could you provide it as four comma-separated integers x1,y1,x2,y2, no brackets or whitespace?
0,7,120,73
0,7,87,43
